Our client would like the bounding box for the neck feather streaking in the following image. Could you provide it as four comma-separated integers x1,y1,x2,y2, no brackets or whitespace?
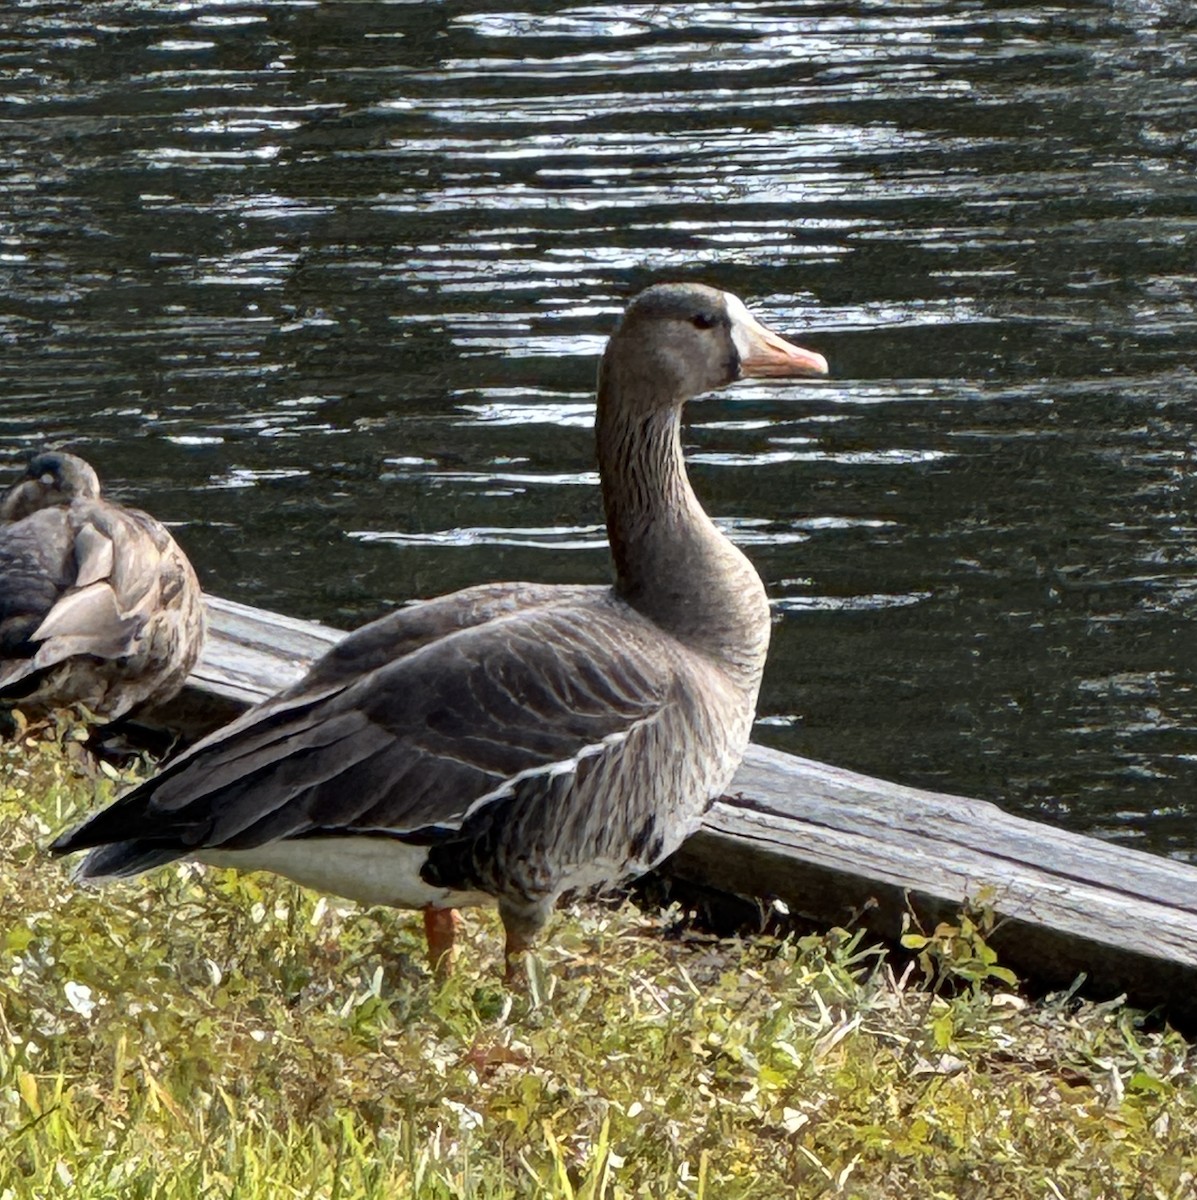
595,369,771,681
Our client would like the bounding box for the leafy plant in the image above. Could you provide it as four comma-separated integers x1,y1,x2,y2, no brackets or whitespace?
2,719,1195,1199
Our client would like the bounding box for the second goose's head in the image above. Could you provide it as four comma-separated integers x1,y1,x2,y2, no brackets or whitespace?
599,283,828,412
1,452,103,522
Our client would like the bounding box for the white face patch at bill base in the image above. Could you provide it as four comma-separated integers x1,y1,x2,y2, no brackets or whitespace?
722,290,829,378
723,292,760,367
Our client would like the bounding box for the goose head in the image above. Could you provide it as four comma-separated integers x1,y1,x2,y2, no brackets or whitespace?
598,282,828,411
1,452,103,522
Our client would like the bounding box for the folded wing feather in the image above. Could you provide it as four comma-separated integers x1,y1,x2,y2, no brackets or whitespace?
70,522,115,591
54,587,678,869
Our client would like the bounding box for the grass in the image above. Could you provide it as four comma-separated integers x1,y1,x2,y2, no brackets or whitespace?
2,717,1196,1199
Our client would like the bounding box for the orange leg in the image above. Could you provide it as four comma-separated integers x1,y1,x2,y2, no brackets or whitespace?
499,900,546,988
423,906,462,978
503,927,533,986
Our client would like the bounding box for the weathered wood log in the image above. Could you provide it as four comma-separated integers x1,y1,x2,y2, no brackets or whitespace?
141,595,1197,1028
683,754,1197,1025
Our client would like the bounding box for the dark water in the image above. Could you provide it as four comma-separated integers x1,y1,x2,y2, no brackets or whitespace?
2,0,1196,857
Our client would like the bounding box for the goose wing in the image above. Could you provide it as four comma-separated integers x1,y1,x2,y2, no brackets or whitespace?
0,501,188,688
0,507,83,688
52,584,687,872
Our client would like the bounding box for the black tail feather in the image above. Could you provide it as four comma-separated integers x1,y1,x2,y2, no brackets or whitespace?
69,841,183,881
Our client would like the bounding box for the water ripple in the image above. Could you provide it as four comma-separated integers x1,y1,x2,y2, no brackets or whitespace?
4,0,1196,854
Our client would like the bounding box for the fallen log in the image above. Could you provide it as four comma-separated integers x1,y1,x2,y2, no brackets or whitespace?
142,595,1197,1028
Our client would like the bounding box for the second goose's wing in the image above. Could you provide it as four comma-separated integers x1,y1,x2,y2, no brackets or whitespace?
0,507,90,690
1,502,191,690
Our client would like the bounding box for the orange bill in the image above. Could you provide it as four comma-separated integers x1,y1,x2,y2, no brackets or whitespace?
726,294,829,378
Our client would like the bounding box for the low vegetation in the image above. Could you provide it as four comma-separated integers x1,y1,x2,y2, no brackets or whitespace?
2,718,1195,1198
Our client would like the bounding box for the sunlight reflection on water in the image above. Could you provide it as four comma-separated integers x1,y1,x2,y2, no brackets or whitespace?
3,0,1197,854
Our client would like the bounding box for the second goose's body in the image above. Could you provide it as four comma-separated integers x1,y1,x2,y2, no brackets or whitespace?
52,284,827,976
1,453,205,722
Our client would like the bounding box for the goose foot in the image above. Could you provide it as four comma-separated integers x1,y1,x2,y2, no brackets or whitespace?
423,906,462,978
503,929,532,986
499,897,550,987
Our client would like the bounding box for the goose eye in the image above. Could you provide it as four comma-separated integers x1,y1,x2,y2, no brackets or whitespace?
690,313,717,330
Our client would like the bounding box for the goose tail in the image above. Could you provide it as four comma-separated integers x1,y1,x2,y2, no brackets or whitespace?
55,838,182,883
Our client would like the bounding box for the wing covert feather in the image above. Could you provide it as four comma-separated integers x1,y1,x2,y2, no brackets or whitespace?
55,588,685,855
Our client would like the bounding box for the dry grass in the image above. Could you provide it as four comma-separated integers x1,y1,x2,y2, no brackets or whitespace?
2,718,1196,1198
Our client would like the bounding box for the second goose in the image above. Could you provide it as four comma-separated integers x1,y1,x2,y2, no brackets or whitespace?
1,452,205,724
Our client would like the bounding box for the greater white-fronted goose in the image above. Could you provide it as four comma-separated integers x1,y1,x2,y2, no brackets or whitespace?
51,284,828,979
1,452,205,723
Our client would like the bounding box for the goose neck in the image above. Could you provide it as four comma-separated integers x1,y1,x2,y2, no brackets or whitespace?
595,374,770,678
